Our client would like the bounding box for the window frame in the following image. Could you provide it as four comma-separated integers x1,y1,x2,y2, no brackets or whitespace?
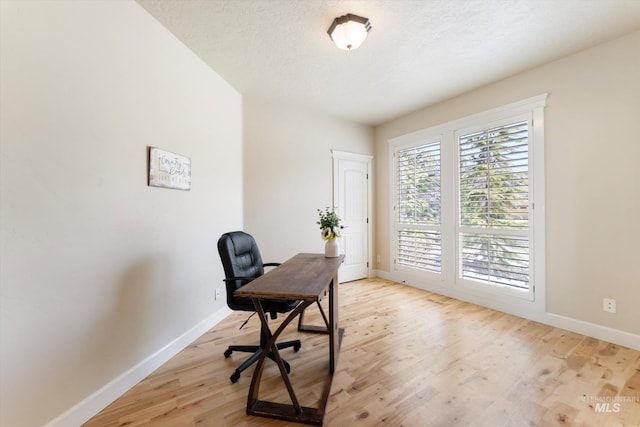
389,94,547,305
392,134,444,281
395,139,442,274
454,112,535,301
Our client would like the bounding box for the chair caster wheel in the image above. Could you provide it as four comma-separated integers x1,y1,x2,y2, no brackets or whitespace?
283,360,291,374
293,342,301,352
224,349,232,358
230,371,240,383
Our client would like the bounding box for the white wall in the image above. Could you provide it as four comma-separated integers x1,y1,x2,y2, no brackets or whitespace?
0,1,242,426
243,96,374,262
374,31,640,343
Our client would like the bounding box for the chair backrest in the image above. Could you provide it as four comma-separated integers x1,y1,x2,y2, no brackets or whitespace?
217,231,265,311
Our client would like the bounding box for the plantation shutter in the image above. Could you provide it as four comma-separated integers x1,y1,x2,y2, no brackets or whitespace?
458,120,530,289
395,142,441,273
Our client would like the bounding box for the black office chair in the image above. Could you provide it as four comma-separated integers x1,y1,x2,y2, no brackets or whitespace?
217,231,301,383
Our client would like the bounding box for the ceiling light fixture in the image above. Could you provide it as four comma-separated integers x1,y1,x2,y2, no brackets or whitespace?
327,14,371,51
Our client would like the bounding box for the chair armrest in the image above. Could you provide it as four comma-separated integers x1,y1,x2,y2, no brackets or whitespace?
223,276,255,283
263,263,281,267
223,264,279,284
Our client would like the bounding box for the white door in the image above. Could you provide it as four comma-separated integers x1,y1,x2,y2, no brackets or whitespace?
333,151,371,282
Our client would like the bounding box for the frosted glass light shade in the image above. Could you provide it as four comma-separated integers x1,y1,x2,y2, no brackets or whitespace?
328,14,371,51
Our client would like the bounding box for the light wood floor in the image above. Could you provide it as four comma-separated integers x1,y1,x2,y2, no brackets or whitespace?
84,278,640,427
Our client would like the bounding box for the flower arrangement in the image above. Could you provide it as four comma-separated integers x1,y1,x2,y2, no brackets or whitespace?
317,207,342,241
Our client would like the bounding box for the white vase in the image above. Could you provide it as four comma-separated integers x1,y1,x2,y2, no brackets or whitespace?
324,238,339,258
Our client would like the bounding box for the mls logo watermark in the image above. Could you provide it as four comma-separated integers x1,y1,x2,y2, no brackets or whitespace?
581,395,639,413
594,402,621,413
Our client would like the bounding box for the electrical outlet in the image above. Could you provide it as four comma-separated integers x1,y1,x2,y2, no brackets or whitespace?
603,298,616,313
215,288,221,300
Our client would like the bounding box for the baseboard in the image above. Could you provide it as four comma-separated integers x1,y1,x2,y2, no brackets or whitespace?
544,312,640,351
372,270,640,351
44,307,232,427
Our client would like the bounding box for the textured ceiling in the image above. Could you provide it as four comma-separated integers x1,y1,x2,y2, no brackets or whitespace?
137,0,640,126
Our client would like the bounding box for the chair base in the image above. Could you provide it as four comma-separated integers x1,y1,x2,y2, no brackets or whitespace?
224,339,301,383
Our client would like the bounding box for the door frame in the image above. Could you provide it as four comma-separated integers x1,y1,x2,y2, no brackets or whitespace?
331,150,373,280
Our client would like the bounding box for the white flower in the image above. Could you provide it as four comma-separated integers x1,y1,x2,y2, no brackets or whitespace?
321,228,333,240
332,226,341,237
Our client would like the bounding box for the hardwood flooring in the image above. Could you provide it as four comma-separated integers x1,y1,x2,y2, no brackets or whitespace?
84,278,640,427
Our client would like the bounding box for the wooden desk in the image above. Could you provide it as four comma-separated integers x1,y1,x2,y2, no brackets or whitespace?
234,253,344,425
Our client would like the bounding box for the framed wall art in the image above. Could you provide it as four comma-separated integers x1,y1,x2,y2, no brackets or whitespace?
148,147,191,190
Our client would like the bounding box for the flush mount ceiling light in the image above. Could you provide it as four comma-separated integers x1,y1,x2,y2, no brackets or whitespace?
327,13,371,51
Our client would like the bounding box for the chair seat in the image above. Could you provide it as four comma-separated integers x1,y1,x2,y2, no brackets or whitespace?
229,296,300,316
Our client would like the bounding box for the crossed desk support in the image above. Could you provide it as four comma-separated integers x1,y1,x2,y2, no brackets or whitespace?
235,253,344,425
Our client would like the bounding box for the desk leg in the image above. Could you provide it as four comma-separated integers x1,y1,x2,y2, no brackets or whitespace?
298,299,330,334
244,271,342,425
329,273,339,373
247,299,312,417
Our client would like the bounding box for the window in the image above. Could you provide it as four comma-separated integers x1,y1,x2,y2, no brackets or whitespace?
390,95,546,303
458,120,530,290
395,141,441,273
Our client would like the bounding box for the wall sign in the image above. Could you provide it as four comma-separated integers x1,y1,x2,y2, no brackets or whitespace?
148,147,191,190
